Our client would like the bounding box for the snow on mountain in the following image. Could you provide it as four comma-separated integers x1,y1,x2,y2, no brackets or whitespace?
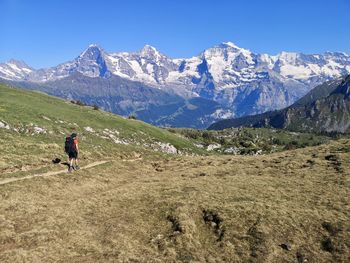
201,42,258,88
0,59,33,80
28,45,109,82
107,45,178,85
3,42,349,91
1,42,350,123
272,51,350,82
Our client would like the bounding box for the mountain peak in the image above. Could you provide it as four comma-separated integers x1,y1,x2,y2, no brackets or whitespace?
203,42,251,55
140,44,163,58
6,59,32,69
142,44,157,51
88,43,99,48
79,44,104,59
220,41,241,49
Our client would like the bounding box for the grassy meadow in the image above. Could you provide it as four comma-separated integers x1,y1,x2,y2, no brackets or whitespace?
0,84,349,262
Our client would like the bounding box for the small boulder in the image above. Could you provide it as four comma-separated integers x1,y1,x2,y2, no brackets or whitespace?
325,154,337,162
280,243,292,251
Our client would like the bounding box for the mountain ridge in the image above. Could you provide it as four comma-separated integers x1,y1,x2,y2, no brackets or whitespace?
1,42,350,128
2,42,349,91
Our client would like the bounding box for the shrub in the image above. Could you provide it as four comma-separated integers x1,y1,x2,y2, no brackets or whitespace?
284,142,298,150
272,138,282,145
261,144,272,152
70,100,86,106
202,131,215,142
181,129,200,140
167,128,176,134
75,100,86,106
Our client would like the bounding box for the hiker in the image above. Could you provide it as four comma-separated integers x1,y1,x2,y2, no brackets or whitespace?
65,133,80,172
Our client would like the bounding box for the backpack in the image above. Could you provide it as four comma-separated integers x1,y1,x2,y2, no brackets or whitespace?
64,136,74,153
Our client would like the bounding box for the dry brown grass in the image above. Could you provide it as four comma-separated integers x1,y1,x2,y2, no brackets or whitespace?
0,140,349,262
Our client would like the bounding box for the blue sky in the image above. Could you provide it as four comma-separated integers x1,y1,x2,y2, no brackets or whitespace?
0,0,349,68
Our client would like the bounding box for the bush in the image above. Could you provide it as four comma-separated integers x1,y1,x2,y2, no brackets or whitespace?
202,131,215,142
290,140,299,146
181,129,200,139
272,137,282,145
128,115,137,120
261,144,272,152
76,100,86,106
93,105,99,110
70,100,86,106
284,142,298,150
219,137,227,145
167,128,177,134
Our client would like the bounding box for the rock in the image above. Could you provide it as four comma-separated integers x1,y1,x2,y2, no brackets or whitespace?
207,144,221,151
280,243,292,251
84,126,95,133
33,126,46,134
325,154,337,161
255,149,263,155
224,147,240,155
42,116,51,121
133,152,142,159
296,251,308,263
0,121,10,130
157,142,178,154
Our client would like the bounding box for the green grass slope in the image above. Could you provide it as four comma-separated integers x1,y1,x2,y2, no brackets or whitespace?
0,83,205,174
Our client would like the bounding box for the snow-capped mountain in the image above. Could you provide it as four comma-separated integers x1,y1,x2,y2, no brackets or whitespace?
1,42,350,127
2,42,349,88
27,44,110,82
108,45,179,85
0,59,33,81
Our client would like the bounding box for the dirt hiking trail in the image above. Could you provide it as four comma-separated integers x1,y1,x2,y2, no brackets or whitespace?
0,160,109,186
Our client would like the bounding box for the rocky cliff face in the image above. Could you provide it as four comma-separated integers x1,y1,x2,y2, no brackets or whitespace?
285,75,350,133
210,75,350,133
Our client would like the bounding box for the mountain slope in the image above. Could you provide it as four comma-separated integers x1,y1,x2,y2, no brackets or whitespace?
209,75,350,133
0,83,208,173
1,74,229,128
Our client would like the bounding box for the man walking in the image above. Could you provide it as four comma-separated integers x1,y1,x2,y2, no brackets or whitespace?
65,133,80,172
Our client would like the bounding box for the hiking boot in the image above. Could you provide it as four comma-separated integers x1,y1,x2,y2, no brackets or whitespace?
68,166,73,173
74,165,80,170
